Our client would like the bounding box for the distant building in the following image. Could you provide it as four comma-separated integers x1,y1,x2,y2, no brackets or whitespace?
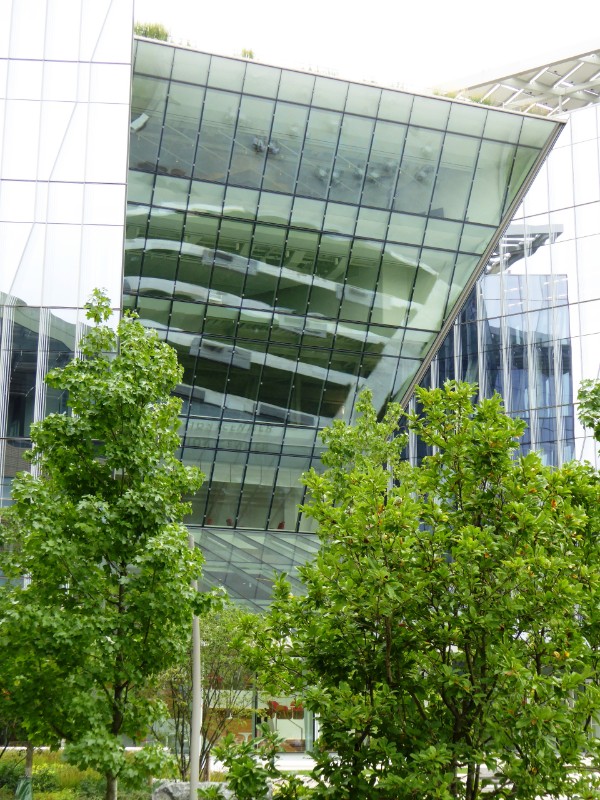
413,49,600,470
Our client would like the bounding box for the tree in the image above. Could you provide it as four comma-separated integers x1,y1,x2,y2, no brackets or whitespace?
134,21,170,41
249,382,600,800
578,378,600,442
0,291,204,800
156,602,257,781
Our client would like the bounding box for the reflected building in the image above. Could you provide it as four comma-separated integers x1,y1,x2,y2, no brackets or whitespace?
414,49,600,470
0,11,562,606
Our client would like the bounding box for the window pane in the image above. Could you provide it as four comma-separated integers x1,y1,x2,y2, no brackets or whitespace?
430,133,479,220
296,109,341,199
129,75,168,168
394,127,443,215
207,56,246,91
194,90,239,182
229,96,276,188
158,83,204,177
262,103,309,194
329,115,374,205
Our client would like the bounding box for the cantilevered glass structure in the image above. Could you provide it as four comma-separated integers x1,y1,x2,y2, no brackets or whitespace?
123,39,562,605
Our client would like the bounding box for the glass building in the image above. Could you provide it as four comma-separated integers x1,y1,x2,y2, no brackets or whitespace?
0,12,562,606
123,40,560,604
0,0,133,505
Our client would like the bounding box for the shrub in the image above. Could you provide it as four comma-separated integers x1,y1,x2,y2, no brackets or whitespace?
54,763,99,791
273,775,313,800
32,764,60,792
0,757,24,790
76,774,105,798
197,787,224,800
40,791,76,800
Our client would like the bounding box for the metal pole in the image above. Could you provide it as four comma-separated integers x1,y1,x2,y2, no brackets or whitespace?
189,535,202,799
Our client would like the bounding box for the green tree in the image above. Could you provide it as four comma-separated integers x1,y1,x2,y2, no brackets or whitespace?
578,378,600,442
0,291,204,800
134,21,169,41
156,602,257,781
249,383,600,800
573,377,600,736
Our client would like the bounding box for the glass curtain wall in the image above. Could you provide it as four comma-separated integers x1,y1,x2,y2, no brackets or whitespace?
125,40,560,605
0,0,133,507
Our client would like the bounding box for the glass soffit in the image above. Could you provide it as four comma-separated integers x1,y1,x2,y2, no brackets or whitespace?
438,47,600,117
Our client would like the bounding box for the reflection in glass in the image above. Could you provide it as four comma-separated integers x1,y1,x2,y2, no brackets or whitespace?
123,42,561,610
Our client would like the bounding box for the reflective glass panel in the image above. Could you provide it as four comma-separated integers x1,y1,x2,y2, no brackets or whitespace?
207,56,246,91
296,109,341,199
172,48,210,85
229,96,276,189
194,90,239,182
243,62,281,98
330,115,374,205
158,83,205,177
262,103,309,194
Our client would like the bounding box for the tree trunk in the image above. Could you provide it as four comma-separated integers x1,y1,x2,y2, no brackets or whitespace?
105,772,118,800
24,742,34,779
200,746,210,782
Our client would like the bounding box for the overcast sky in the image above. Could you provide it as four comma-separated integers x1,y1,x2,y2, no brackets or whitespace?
133,0,599,91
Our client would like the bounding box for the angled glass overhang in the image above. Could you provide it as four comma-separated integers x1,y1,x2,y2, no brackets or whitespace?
125,39,563,605
127,39,562,420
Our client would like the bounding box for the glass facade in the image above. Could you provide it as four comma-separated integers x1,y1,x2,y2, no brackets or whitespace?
412,101,600,471
124,40,560,605
0,0,133,506
0,22,565,605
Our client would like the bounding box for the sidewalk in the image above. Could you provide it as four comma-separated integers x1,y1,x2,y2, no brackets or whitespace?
211,751,315,774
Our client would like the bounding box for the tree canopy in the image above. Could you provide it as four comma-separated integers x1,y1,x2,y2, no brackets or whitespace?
133,21,169,41
0,291,204,800
248,382,600,800
578,378,600,443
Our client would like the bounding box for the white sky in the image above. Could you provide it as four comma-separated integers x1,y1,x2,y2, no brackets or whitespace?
134,0,599,92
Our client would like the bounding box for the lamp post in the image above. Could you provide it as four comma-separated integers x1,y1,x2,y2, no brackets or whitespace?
189,535,202,800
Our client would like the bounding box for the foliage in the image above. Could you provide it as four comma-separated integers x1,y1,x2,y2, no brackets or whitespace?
0,686,24,756
0,751,102,799
0,751,154,800
0,290,204,800
210,725,283,800
32,765,60,792
248,382,600,800
77,775,106,798
207,726,313,800
196,786,224,800
155,601,257,781
0,755,24,790
133,22,169,41
32,791,76,800
273,774,313,800
578,378,600,441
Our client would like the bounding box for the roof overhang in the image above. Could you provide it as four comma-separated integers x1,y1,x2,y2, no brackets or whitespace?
433,42,600,117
